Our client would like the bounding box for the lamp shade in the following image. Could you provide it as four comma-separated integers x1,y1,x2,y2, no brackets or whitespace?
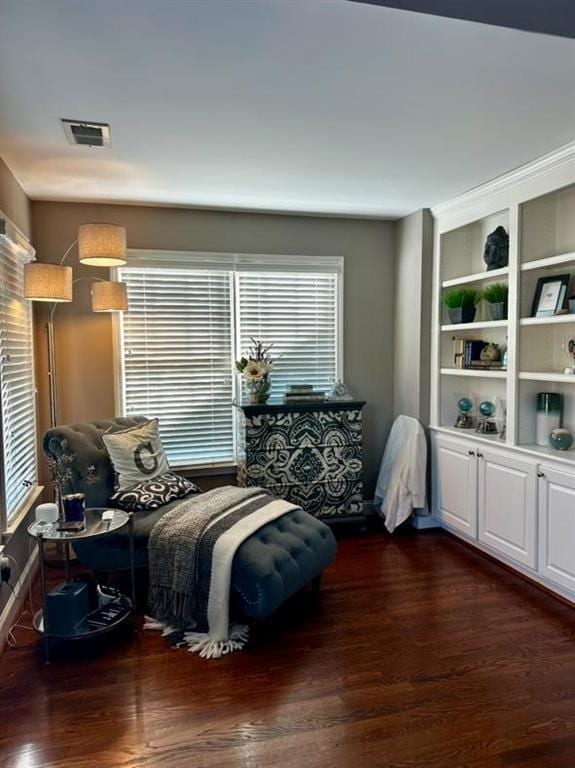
24,263,73,302
91,280,128,312
78,223,127,266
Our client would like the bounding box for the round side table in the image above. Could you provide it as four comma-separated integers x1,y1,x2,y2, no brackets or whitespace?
28,508,136,662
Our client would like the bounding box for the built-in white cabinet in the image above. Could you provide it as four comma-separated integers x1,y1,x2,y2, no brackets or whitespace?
538,467,575,593
429,146,575,606
433,434,536,569
432,431,575,603
477,448,536,568
434,435,477,536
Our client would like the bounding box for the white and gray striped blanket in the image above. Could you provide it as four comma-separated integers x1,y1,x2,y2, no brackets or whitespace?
145,486,298,659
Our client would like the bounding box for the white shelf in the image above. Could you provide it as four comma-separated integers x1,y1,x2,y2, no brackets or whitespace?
515,443,575,467
431,427,575,467
519,372,575,383
441,319,508,332
520,251,575,272
440,368,507,379
442,267,509,289
520,314,575,327
432,425,507,446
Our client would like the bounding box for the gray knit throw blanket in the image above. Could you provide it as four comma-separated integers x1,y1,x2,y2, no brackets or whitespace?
146,485,296,658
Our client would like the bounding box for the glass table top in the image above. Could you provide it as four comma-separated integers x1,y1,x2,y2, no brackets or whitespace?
28,508,129,542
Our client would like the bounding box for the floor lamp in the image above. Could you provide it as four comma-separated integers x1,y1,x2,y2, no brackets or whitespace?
24,223,129,428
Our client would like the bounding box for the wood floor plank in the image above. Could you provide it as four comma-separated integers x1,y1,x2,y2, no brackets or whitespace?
1,529,575,767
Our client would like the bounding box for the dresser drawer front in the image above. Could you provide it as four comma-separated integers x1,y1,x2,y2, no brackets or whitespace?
244,409,363,451
258,479,364,519
245,445,362,486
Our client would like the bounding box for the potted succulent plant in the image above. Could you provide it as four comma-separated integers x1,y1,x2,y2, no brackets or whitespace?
443,288,481,324
482,282,509,320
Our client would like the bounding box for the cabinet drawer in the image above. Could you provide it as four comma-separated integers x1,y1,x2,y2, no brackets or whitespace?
244,409,363,450
244,444,362,486
256,479,364,519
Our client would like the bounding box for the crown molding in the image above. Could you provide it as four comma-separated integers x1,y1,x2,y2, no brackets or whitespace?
431,142,575,221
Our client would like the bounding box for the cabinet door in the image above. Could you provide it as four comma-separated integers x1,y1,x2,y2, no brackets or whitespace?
539,467,575,594
478,449,537,568
433,435,478,537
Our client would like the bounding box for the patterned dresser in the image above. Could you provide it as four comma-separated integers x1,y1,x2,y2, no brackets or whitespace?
235,400,365,522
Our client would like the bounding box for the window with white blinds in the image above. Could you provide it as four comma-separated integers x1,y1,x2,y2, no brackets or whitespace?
118,253,342,467
120,268,234,465
0,227,38,526
236,271,339,398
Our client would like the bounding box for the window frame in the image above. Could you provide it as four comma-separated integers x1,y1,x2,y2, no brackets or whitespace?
0,212,40,533
114,250,344,472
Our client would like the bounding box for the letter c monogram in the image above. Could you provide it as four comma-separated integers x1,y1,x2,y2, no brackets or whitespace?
134,441,159,475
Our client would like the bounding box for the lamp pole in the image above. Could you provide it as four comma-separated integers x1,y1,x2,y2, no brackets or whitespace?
46,309,59,428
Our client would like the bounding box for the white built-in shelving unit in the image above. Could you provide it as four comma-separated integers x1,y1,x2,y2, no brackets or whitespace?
429,144,575,605
431,151,575,463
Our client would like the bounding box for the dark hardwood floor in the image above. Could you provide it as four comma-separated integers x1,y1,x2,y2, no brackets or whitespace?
2,528,575,768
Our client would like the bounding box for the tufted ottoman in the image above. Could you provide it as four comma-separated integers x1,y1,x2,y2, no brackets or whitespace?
230,507,336,619
43,418,338,621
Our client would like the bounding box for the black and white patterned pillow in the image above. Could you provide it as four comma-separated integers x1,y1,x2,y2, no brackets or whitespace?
110,472,201,512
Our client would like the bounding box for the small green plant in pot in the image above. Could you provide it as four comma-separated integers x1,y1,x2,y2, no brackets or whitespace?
443,288,481,324
482,282,509,320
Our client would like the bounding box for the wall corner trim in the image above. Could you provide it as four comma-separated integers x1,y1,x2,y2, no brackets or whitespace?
0,208,36,258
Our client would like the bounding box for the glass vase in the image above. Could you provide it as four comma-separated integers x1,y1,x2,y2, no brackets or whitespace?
246,375,271,405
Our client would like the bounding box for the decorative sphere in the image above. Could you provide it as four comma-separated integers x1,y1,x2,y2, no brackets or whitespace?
479,400,496,418
549,428,574,451
458,397,473,413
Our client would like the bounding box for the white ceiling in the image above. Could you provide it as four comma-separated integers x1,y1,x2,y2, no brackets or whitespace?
0,0,574,218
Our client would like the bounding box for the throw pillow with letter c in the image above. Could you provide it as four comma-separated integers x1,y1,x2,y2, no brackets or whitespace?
103,418,170,490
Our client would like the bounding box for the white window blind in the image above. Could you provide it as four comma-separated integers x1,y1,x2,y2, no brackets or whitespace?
119,267,234,466
236,271,339,398
0,228,37,525
118,252,342,467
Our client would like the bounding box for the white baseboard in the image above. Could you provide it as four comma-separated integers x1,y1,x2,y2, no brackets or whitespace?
0,549,38,655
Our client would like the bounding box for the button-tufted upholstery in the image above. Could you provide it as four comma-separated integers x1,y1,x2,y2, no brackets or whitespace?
43,418,337,620
43,417,149,508
231,507,336,618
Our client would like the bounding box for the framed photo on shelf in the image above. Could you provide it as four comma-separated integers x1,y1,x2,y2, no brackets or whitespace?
531,274,570,317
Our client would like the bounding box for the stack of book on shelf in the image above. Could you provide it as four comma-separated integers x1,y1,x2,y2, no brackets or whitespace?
453,338,506,371
284,384,325,403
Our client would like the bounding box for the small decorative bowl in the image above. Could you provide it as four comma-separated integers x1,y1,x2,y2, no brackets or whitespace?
549,428,574,451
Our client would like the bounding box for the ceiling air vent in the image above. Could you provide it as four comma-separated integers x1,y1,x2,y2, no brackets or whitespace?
61,119,111,147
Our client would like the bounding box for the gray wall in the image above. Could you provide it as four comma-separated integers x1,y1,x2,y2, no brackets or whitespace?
393,208,433,424
31,201,396,499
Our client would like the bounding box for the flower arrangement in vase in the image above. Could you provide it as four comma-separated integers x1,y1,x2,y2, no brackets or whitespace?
235,338,275,404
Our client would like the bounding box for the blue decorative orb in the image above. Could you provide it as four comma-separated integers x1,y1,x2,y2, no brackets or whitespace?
458,397,473,413
549,428,574,451
479,400,496,418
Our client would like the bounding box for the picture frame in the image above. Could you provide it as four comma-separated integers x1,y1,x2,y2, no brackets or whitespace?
531,274,570,317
